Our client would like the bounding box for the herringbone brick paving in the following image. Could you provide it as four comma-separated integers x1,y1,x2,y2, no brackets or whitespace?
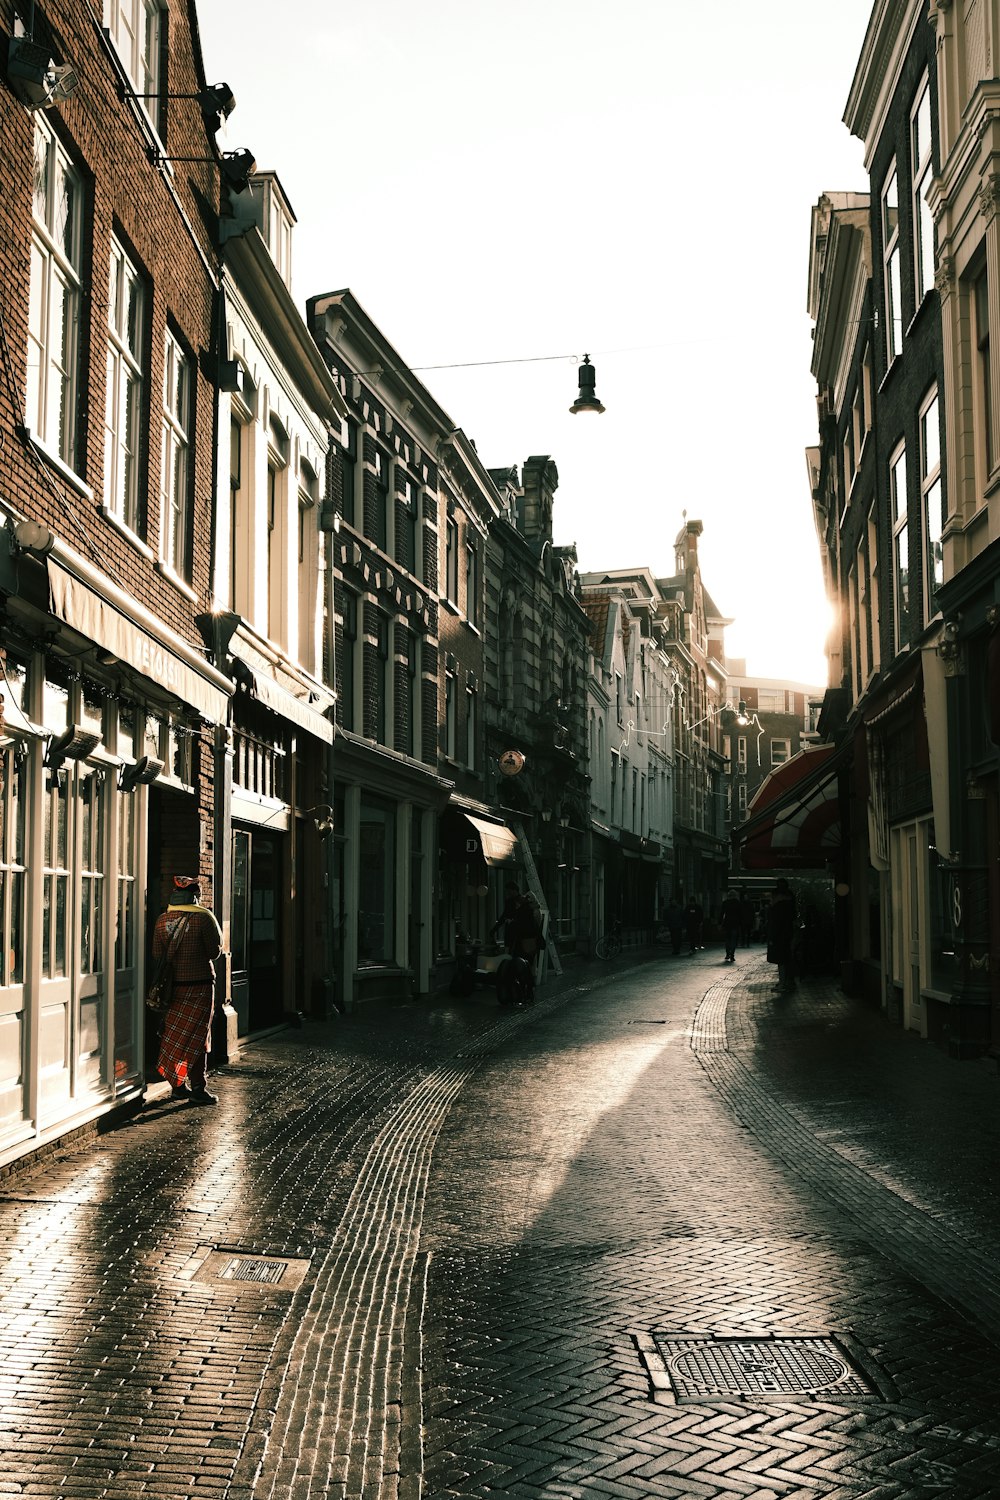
0,952,997,1497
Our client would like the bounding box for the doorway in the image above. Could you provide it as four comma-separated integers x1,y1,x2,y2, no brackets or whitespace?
230,829,283,1034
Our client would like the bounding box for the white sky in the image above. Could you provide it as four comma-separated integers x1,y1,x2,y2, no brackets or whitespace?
198,0,874,687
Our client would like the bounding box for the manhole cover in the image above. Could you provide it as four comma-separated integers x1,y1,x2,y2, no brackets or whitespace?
222,1256,289,1284
638,1333,894,1403
187,1247,310,1290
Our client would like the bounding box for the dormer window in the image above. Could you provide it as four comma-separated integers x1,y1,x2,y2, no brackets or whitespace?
253,172,295,290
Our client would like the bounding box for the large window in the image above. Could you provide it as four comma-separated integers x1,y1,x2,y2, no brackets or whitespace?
105,238,146,531
445,515,459,603
105,0,161,126
297,462,319,671
890,442,910,650
358,796,395,966
975,268,993,475
465,542,478,626
882,165,902,363
266,418,289,647
27,117,83,467
868,503,881,673
160,329,192,578
920,389,944,615
911,76,935,306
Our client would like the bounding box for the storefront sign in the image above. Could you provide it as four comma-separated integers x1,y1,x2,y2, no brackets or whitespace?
47,561,231,722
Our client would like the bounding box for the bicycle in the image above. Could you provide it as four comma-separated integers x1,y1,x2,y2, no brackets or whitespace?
594,920,623,959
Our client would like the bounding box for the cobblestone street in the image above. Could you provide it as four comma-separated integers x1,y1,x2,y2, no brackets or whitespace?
1,952,999,1499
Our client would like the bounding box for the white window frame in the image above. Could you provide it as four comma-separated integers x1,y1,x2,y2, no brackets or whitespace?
104,237,146,532
770,739,791,766
911,75,935,307
297,462,319,672
890,441,909,651
27,117,83,468
920,388,943,619
882,163,902,364
160,329,192,579
105,0,162,126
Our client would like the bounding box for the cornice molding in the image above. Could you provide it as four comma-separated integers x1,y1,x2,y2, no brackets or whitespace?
844,0,924,159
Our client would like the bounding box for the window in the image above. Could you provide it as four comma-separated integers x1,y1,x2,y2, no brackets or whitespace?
445,515,459,603
27,117,83,466
771,739,791,766
266,418,289,646
339,420,357,527
405,631,419,758
338,595,357,733
868,503,881,673
911,76,935,305
882,165,902,363
737,736,747,769
921,389,944,615
738,782,748,818
298,463,319,670
757,689,784,713
104,238,146,530
0,741,28,987
400,476,419,577
105,0,161,127
975,268,993,474
890,442,910,649
465,685,477,769
374,610,390,744
370,446,388,550
445,672,456,759
465,543,478,626
160,329,192,578
848,560,862,699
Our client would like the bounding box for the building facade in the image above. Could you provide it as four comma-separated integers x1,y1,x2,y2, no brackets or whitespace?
0,0,233,1166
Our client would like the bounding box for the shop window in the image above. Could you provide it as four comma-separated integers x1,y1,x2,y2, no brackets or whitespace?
358,795,395,965
0,744,28,986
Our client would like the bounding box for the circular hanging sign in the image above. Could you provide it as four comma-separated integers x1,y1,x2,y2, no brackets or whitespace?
498,749,525,777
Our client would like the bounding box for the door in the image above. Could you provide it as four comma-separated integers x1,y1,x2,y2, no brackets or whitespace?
0,742,29,1147
230,830,250,1034
248,833,282,1031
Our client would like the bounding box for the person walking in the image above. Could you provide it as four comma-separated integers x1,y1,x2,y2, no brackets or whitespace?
767,878,797,994
665,896,684,955
153,874,224,1105
684,897,704,954
719,890,742,963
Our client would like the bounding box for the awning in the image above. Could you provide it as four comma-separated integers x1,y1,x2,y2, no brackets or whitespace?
441,806,519,866
239,665,334,744
463,812,518,866
47,557,231,722
735,744,842,871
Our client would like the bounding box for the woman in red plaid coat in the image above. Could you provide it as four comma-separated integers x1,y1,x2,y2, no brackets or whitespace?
153,876,224,1105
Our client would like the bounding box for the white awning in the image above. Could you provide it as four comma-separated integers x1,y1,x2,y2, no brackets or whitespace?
462,813,518,866
47,558,231,722
243,667,334,743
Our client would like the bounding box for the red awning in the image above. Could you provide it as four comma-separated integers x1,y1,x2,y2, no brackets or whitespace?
735,744,842,871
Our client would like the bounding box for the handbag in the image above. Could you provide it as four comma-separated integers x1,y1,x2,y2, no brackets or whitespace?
146,915,189,1013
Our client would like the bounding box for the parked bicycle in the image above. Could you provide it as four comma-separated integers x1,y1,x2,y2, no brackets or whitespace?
594,919,623,959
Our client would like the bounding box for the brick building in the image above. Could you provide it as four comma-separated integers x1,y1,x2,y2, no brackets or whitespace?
0,0,234,1165
485,458,591,960
308,289,505,1007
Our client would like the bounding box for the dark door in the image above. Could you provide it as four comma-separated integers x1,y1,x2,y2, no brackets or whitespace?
248,833,282,1031
230,830,250,1035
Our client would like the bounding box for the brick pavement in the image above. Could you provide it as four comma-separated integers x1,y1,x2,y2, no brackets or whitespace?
0,952,997,1497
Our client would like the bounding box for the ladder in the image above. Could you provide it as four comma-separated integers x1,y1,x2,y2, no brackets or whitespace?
512,819,563,979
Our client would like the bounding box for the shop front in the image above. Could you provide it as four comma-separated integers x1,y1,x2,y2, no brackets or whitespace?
0,537,230,1169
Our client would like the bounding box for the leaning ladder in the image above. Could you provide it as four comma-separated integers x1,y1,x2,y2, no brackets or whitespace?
512,819,563,979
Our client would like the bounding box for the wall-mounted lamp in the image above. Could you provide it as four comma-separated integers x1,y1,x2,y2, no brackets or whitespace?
569,355,605,415
119,755,164,792
126,82,235,132
153,147,256,194
45,725,102,770
13,517,55,555
540,808,552,823
7,36,79,110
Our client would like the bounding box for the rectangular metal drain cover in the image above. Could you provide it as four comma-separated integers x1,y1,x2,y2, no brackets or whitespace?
223,1256,288,1284
186,1247,310,1291
637,1332,895,1403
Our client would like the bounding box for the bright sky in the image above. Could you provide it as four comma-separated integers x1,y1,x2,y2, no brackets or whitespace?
199,0,874,686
